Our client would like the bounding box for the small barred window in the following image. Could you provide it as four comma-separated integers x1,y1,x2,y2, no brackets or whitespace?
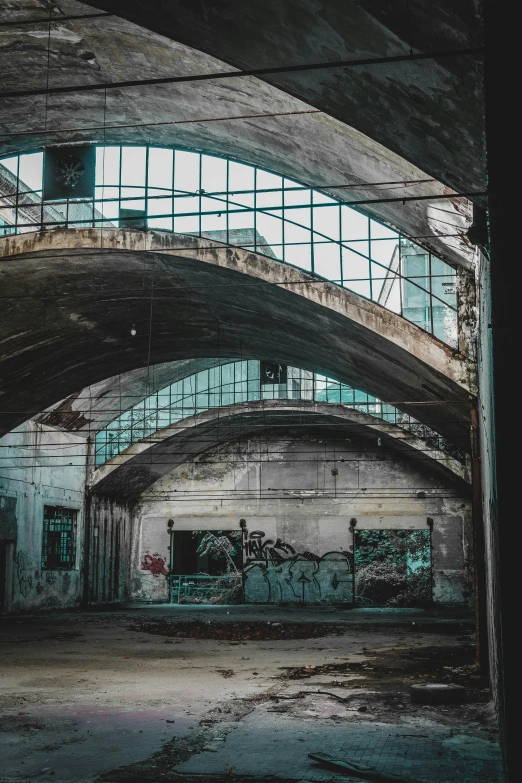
42,506,77,570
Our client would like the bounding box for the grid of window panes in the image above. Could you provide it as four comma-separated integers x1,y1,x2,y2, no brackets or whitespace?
95,360,464,467
41,506,77,570
0,146,458,346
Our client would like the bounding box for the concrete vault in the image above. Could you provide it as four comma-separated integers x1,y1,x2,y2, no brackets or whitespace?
91,399,472,500
0,228,472,446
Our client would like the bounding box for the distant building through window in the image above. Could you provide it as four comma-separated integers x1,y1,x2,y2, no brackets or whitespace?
42,506,77,570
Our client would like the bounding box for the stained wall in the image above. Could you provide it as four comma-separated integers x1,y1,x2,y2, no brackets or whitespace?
0,421,87,613
132,432,473,606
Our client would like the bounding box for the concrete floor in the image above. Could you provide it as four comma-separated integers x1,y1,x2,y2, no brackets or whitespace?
0,605,504,782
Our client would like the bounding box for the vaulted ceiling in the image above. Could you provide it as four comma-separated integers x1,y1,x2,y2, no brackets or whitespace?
0,0,482,268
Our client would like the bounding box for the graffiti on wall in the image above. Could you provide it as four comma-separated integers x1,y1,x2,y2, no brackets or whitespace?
140,552,169,577
242,530,353,605
15,550,27,596
243,530,296,562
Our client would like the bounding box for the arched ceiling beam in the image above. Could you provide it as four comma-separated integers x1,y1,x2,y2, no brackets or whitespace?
0,2,474,268
84,0,485,202
90,400,471,500
39,358,237,433
0,228,472,447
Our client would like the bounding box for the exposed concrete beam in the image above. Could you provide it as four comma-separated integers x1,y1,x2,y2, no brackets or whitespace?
0,228,472,447
90,400,471,499
85,0,484,202
0,1,474,268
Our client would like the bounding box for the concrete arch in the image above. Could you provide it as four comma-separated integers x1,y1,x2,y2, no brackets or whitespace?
0,228,471,445
0,6,474,268
39,358,237,434
85,0,484,202
90,399,471,499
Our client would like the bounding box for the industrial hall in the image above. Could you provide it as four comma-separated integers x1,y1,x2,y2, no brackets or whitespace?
0,2,513,783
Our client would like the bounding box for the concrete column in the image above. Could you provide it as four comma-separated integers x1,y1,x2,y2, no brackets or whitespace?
482,2,514,779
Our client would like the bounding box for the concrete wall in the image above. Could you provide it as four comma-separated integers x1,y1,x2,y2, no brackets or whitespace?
0,422,87,613
133,433,473,606
476,247,502,713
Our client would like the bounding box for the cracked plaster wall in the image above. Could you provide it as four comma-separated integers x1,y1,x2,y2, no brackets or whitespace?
133,433,473,606
0,420,87,613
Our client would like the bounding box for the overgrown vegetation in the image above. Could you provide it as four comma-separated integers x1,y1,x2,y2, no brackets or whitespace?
177,531,243,604
355,530,431,607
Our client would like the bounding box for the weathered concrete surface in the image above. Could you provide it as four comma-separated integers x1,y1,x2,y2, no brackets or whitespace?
0,606,501,783
0,1,475,268
0,229,472,445
86,0,485,203
133,430,473,607
87,495,134,606
91,399,471,500
39,358,237,433
0,421,87,613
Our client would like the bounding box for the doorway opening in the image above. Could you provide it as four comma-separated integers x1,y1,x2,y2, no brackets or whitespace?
169,530,242,604
354,529,432,607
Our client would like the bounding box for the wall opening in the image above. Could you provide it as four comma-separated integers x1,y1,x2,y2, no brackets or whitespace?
42,506,77,571
354,529,432,607
169,530,242,604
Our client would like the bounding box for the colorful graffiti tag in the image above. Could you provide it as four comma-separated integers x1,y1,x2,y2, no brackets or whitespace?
140,553,169,577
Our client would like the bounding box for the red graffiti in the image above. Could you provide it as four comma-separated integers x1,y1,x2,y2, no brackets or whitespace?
141,553,168,576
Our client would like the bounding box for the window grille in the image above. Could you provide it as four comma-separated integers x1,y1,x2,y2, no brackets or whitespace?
42,506,77,570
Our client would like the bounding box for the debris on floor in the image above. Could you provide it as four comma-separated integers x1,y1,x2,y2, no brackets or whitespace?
129,620,346,641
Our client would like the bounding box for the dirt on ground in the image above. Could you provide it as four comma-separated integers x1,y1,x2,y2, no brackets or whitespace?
130,620,346,641
0,606,501,783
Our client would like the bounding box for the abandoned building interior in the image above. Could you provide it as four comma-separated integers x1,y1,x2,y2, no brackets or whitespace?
0,2,513,782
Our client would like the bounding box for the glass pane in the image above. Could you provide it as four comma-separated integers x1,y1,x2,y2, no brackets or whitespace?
284,243,311,271
0,156,18,177
313,191,336,205
229,161,254,192
256,169,283,193
378,270,401,313
341,248,370,280
173,195,199,215
314,241,341,280
370,262,387,302
284,222,310,246
228,190,254,209
402,279,431,332
284,186,311,207
343,279,371,299
121,147,146,187
174,215,199,234
313,204,339,240
200,195,223,214
370,220,399,240
344,239,369,259
174,150,200,193
433,301,458,347
431,255,457,309
256,211,282,246
148,147,173,190
341,207,369,241
287,206,311,229
19,153,43,193
201,212,227,235
370,239,399,270
201,155,227,195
